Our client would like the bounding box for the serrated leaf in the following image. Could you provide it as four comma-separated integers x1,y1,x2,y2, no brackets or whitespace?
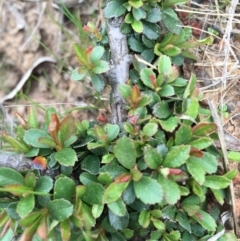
159,84,175,97
0,167,24,186
162,145,190,167
186,157,205,185
162,8,181,35
81,155,100,175
158,116,179,132
23,129,52,148
109,209,129,230
145,7,162,23
103,181,129,204
203,175,230,189
132,7,146,21
128,36,145,52
153,102,171,119
134,176,163,204
192,210,216,231
144,146,163,169
140,68,156,89
55,148,77,166
104,0,126,18
104,124,120,142
114,137,137,169
17,194,35,218
35,176,53,193
142,21,161,40
143,123,158,137
158,175,180,205
27,107,38,128
108,198,127,216
175,124,192,145
82,182,104,205
54,176,76,201
189,137,213,149
47,199,73,222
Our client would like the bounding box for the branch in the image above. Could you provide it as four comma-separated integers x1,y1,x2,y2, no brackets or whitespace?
0,152,32,171
105,17,132,124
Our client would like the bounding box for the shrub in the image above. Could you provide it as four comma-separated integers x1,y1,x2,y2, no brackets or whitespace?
0,0,237,240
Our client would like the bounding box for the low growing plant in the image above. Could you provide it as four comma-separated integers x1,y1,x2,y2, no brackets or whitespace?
0,0,238,240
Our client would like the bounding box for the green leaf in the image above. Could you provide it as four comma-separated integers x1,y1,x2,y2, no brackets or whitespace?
143,123,158,137
175,124,192,145
47,199,73,222
92,60,109,74
129,0,143,8
176,211,191,233
0,167,24,186
79,172,98,185
183,74,197,99
54,176,76,201
34,176,53,194
92,204,104,219
132,7,146,21
90,46,105,63
17,194,35,218
28,107,38,128
192,210,216,231
81,155,100,175
162,45,181,56
184,98,199,120
139,210,151,228
114,137,137,169
192,122,217,136
228,151,240,162
134,176,163,204
82,182,105,205
159,116,179,132
145,7,162,23
131,19,143,33
108,198,127,216
19,211,41,227
140,68,156,89
162,145,190,167
158,55,172,74
119,84,132,99
109,209,129,230
90,74,105,92
128,36,145,52
59,115,75,143
203,175,230,189
103,181,130,204
144,146,163,169
142,21,161,40
153,102,171,119
186,157,205,185
104,0,126,18
23,129,52,148
159,84,175,97
71,67,87,81
55,148,77,166
162,8,181,35
104,124,120,142
189,137,213,149
158,175,180,205
163,231,181,241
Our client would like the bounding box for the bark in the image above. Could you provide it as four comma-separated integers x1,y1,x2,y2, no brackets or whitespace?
0,152,32,171
105,17,132,124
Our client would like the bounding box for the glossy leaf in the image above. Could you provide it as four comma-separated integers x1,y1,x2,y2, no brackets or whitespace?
108,198,127,216
109,209,129,230
81,155,100,175
34,176,53,193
